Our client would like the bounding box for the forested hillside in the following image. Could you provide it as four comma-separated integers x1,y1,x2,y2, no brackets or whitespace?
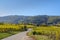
0,15,60,25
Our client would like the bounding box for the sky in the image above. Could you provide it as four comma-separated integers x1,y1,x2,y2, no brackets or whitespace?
0,0,60,16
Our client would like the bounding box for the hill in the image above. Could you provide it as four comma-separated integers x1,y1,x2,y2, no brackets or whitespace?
0,15,60,25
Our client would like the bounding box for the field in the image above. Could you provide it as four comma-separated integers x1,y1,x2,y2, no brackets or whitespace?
0,24,25,40
0,24,21,40
28,26,60,40
0,24,34,40
1,24,60,40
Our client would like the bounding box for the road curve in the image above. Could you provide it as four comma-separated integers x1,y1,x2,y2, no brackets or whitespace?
2,29,34,40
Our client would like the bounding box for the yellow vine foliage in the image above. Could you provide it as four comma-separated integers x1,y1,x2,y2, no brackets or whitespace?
32,26,60,40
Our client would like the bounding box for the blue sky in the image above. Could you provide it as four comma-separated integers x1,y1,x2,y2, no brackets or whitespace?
0,0,60,16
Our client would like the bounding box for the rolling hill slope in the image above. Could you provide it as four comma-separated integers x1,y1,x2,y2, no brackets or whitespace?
0,15,60,25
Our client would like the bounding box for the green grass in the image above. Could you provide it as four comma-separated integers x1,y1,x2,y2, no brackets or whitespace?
0,33,11,39
0,31,20,40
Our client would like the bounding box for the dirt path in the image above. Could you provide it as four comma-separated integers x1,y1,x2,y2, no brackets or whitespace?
2,29,34,40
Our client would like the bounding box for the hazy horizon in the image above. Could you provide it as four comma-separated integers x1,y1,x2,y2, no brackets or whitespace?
1,14,60,17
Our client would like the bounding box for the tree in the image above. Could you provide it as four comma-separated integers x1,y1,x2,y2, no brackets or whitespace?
33,31,36,35
24,25,27,31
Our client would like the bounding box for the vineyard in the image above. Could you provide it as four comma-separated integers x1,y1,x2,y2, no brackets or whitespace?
1,24,60,40
0,24,33,39
0,24,23,32
28,26,60,40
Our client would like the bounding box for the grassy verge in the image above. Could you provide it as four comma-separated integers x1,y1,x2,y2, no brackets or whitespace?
0,33,11,39
0,31,20,40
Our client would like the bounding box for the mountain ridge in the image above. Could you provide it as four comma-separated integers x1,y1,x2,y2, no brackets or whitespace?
0,15,60,25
